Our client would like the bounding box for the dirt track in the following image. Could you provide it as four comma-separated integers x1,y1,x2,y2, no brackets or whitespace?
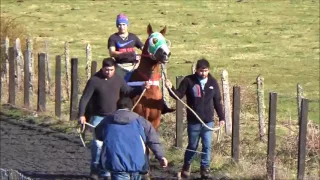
0,110,221,180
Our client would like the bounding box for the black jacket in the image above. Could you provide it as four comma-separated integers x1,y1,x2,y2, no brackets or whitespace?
168,73,224,124
78,70,143,117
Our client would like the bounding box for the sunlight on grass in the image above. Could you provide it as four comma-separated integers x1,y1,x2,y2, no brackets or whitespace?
1,0,319,178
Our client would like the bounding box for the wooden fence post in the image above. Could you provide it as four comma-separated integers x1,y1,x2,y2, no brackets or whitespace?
257,75,266,141
297,83,303,121
4,37,9,84
232,86,240,163
297,98,308,180
15,38,23,90
26,37,34,92
55,55,62,118
91,61,97,76
175,76,184,148
45,40,53,95
267,92,277,180
86,43,92,80
161,64,169,107
64,41,70,100
191,62,195,74
0,58,2,102
23,50,30,107
222,70,232,135
70,58,78,121
0,63,2,102
8,47,15,105
37,53,46,112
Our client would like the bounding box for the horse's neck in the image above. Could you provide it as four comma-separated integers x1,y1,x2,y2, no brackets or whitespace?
136,57,161,80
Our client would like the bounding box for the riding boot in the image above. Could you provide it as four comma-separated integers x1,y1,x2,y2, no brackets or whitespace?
200,166,211,179
161,98,175,114
181,164,191,178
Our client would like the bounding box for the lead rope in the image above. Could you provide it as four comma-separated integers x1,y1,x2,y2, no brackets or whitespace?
160,64,222,143
131,61,156,111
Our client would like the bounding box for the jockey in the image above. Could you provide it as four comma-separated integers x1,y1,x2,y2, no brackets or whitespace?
108,13,143,77
108,13,175,114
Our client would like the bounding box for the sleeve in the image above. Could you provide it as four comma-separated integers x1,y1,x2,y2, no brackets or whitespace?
168,77,188,100
134,35,144,50
108,35,116,49
120,78,143,98
78,78,95,117
137,117,165,160
212,78,225,121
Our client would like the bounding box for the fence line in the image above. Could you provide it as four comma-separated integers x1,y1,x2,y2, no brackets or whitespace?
0,39,316,179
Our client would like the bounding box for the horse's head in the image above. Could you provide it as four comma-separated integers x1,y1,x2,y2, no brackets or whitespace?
142,24,171,64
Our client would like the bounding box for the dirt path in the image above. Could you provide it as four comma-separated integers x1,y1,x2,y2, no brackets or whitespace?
0,112,92,179
0,111,220,180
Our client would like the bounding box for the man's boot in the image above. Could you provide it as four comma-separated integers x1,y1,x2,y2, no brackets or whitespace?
181,164,191,178
161,99,175,114
200,166,211,179
90,169,99,180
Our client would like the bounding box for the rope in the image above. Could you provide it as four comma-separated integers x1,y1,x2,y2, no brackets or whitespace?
172,146,207,154
131,88,147,111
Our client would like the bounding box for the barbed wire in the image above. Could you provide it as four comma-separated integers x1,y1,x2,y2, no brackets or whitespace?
0,168,33,180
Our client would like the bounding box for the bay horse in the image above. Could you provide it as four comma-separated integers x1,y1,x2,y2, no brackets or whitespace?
126,24,171,132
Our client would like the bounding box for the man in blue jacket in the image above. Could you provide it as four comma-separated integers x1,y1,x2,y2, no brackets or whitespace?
165,58,225,179
95,96,168,180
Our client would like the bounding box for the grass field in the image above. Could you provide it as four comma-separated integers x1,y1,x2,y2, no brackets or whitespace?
1,0,319,179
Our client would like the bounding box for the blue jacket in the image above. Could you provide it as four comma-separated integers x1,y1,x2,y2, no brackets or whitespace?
95,109,165,173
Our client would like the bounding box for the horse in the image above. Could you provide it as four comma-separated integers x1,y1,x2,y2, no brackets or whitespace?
126,24,171,132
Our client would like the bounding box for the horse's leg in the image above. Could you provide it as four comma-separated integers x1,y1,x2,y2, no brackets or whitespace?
148,109,161,131
152,118,161,132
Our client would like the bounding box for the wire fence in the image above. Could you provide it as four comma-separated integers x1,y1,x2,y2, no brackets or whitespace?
0,168,33,180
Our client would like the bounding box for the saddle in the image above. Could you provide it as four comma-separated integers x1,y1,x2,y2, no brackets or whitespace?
124,70,135,83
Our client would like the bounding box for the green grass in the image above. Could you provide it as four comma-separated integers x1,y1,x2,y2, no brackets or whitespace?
1,0,319,178
1,0,318,122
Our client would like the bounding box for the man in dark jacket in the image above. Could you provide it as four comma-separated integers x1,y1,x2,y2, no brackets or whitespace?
95,96,168,180
78,57,150,179
165,58,225,179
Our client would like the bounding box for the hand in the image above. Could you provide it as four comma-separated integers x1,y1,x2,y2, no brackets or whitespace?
136,54,141,61
165,80,172,89
219,120,225,127
79,116,86,125
159,157,168,167
144,81,151,89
